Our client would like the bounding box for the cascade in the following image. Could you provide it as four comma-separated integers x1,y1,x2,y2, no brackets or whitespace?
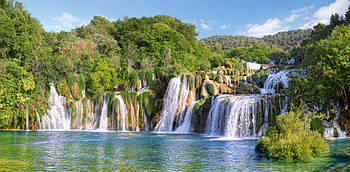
98,94,108,130
155,77,182,132
175,100,200,133
41,84,71,130
205,95,287,138
225,76,232,85
260,70,292,94
85,100,97,130
144,109,150,131
35,110,41,129
115,95,127,131
324,111,347,138
26,110,29,131
136,103,140,131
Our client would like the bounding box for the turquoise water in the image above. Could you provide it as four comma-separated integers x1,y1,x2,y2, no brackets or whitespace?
0,131,349,171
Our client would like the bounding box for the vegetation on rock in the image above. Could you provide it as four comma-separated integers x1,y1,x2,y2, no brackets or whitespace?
256,107,329,161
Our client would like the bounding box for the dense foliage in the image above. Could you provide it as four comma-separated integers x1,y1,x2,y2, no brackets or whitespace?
0,0,224,129
224,43,282,63
256,107,329,160
201,29,312,51
286,13,350,114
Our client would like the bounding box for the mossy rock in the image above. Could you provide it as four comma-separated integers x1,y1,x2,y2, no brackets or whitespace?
56,80,71,98
67,74,85,100
206,83,216,96
192,97,212,133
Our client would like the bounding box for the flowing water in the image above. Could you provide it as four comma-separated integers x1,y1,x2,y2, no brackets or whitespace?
41,84,71,130
0,131,348,171
175,100,200,133
155,77,182,132
98,94,108,131
205,95,287,138
260,70,293,94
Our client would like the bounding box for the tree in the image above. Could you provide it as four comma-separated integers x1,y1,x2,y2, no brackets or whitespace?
287,25,350,114
345,5,350,23
87,58,117,97
330,13,341,27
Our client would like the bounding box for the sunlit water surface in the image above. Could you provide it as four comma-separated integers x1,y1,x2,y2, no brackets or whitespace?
0,131,349,171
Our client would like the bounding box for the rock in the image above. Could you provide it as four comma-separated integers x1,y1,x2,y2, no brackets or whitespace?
325,137,336,141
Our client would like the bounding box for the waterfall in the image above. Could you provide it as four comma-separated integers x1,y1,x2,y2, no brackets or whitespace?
98,94,108,131
324,111,347,138
175,100,200,133
144,109,149,131
205,95,286,138
35,110,41,129
155,77,182,132
41,84,71,130
225,76,232,85
85,100,97,130
115,95,127,131
136,103,140,131
260,70,292,94
26,109,29,131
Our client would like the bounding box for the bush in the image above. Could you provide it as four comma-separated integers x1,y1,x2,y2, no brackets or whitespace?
310,118,325,135
255,107,329,161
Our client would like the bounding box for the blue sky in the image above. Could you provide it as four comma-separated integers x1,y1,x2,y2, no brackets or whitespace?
19,0,350,39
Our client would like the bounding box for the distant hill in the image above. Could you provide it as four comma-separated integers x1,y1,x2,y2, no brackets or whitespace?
201,29,312,51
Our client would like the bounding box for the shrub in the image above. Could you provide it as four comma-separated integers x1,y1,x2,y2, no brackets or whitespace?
310,118,324,135
255,107,329,161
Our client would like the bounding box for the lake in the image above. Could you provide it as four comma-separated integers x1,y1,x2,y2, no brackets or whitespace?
0,131,349,171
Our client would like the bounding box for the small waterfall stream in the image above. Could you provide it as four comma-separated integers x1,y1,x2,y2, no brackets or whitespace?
175,100,200,133
260,70,292,94
98,94,108,131
155,77,182,132
115,95,127,131
324,111,347,138
205,95,286,138
41,84,71,130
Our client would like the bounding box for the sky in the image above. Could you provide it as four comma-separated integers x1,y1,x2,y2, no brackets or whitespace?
19,0,350,39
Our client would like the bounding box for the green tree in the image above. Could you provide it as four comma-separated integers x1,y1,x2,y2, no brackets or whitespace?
87,58,117,97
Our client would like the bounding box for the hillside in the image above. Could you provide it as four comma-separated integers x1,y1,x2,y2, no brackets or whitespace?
201,29,312,51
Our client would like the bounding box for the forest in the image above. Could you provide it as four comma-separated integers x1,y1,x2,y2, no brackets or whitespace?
201,29,312,51
0,0,227,128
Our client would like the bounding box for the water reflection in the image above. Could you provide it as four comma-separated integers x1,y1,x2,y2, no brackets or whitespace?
0,131,349,171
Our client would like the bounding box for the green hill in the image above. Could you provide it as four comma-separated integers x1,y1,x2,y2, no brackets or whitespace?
201,29,312,51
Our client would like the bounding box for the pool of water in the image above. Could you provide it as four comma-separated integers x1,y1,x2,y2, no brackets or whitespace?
0,131,349,171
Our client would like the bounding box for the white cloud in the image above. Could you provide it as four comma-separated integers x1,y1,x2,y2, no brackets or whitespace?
245,18,288,37
301,0,350,29
220,24,231,30
291,5,314,14
284,14,300,22
199,19,212,31
53,12,86,30
314,0,350,24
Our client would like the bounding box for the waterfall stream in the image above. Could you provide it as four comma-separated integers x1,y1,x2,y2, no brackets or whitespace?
155,77,182,132
260,70,292,94
324,111,347,138
98,94,108,131
115,95,127,131
41,84,71,130
175,100,200,133
205,95,287,138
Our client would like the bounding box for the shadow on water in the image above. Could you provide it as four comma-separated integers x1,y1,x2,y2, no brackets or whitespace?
0,131,349,171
